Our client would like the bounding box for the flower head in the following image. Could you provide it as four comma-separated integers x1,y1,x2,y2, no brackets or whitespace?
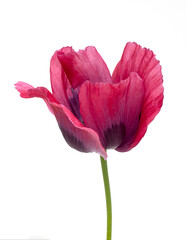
15,42,164,159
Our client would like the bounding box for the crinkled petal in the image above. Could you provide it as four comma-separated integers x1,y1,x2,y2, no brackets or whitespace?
112,42,163,101
57,46,112,89
15,82,107,159
79,72,144,150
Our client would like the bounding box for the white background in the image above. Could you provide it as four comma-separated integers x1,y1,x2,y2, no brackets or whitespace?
0,0,186,239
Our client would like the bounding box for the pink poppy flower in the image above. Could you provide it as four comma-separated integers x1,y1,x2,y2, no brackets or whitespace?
15,42,164,159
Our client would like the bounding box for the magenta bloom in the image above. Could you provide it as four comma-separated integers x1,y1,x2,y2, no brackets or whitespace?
15,42,163,159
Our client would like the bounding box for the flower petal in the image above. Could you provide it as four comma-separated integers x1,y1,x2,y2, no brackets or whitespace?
113,42,164,151
50,51,84,122
119,86,164,152
15,82,107,159
50,51,72,109
112,42,163,100
79,72,144,150
57,46,112,89
14,82,34,98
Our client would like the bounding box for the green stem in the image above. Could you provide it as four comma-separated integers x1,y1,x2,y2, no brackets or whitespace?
100,155,112,240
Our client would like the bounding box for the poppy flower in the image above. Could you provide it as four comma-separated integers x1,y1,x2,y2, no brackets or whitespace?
15,42,163,160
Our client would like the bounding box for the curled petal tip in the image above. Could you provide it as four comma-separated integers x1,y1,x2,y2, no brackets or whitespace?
15,81,34,98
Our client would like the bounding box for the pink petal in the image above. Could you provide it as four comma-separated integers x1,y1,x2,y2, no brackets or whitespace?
15,82,34,98
57,46,112,89
112,42,163,101
15,82,107,159
125,87,164,151
79,72,144,150
112,42,164,151
50,51,72,109
15,81,56,114
50,51,84,122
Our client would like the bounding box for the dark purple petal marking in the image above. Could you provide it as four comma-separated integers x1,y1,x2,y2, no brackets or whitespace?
104,123,126,149
59,126,89,152
68,87,84,123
